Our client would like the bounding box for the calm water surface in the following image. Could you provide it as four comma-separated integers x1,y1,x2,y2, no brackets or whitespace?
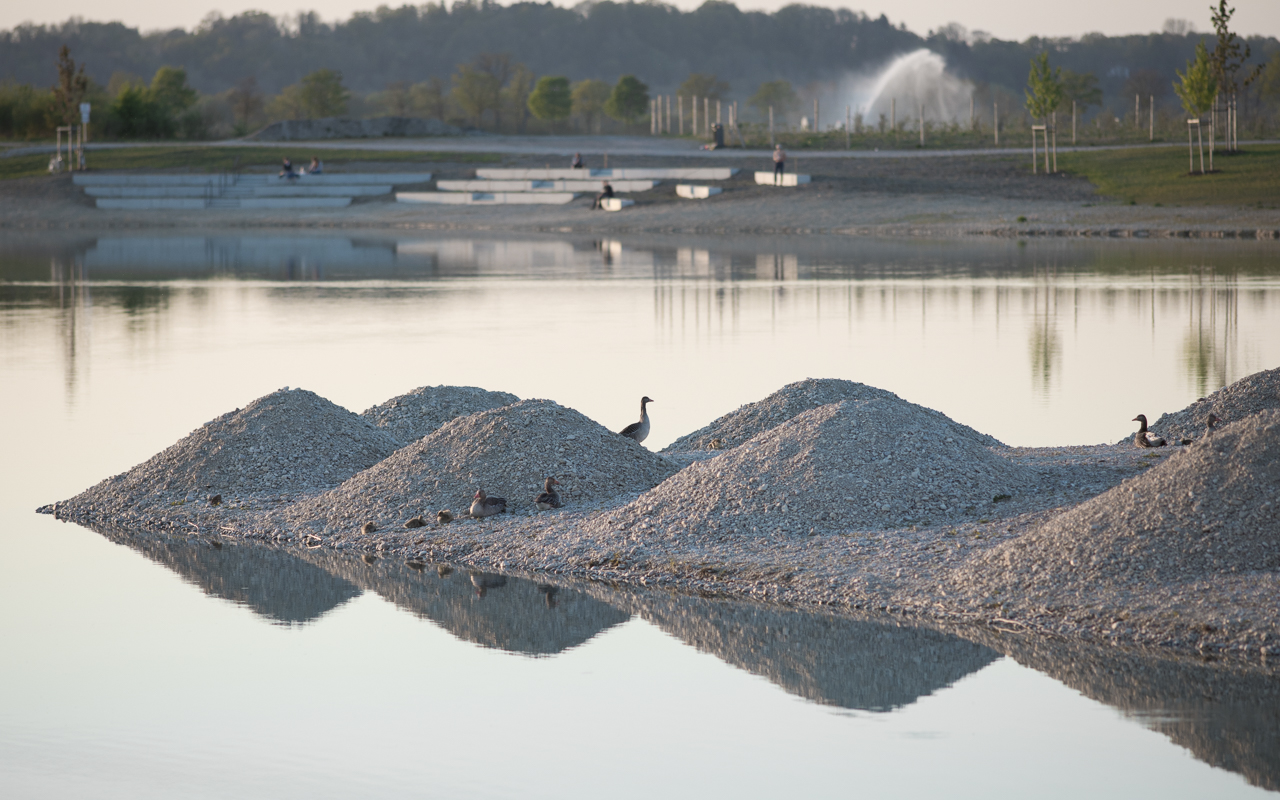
1,232,1278,798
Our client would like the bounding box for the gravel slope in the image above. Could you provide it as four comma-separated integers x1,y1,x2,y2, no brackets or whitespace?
361,384,519,445
1145,366,1280,444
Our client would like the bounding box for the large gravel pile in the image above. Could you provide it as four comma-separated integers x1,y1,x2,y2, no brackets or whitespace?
361,384,519,445
281,398,680,535
1145,367,1280,444
596,397,1037,537
663,378,999,454
58,388,399,513
957,410,1280,603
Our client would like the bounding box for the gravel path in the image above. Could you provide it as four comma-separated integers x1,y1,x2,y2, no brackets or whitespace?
42,372,1280,664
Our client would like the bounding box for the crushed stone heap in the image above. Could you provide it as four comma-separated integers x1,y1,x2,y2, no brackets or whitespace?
958,409,1280,602
283,398,680,535
56,388,400,513
596,396,1036,537
663,378,999,454
361,384,519,445
1145,367,1280,444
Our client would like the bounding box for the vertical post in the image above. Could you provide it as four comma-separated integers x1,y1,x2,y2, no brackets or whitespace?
890,98,896,133
650,100,655,134
1209,118,1214,172
692,95,698,136
1135,94,1139,130
813,98,819,133
678,95,684,135
919,100,924,146
704,97,709,137
845,105,851,149
1049,113,1059,172
666,95,671,134
1072,100,1076,144
1149,95,1154,141
1198,121,1205,174
1032,126,1038,174
769,105,774,145
716,99,721,125
994,101,999,146
969,95,974,129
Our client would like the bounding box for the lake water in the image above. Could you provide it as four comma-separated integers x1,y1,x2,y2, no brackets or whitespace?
1,232,1278,798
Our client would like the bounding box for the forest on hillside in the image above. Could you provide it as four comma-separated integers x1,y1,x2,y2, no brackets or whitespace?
1,1,1278,140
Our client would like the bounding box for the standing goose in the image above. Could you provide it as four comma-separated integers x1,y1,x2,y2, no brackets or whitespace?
534,477,563,510
470,489,507,517
1206,413,1221,434
1132,414,1167,448
619,396,654,443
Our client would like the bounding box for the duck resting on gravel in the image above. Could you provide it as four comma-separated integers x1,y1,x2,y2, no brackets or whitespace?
470,489,507,518
1132,414,1167,448
534,477,563,510
619,396,654,443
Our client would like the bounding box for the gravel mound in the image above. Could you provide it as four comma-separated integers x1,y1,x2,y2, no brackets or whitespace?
59,388,400,511
598,397,1036,537
663,378,999,454
958,410,1280,601
283,399,680,534
361,384,519,445
1145,367,1280,444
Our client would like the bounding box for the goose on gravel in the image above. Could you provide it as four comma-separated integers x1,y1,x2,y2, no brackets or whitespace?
619,396,654,443
534,477,563,510
1132,414,1167,448
470,489,507,517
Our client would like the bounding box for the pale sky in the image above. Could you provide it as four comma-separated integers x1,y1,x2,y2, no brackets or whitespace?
3,0,1278,40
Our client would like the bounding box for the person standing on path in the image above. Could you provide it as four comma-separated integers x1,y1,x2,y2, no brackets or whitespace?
772,144,786,185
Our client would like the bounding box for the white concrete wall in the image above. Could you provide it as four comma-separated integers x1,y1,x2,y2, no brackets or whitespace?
437,179,657,192
476,168,737,181
676,185,722,199
601,198,635,211
754,172,811,186
396,192,578,205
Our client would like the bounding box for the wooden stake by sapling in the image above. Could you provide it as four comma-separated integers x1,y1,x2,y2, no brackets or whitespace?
813,98,819,133
1072,100,1076,144
678,95,684,135
704,97,709,137
845,105,851,149
769,106,774,146
919,100,924,146
692,95,698,137
1149,95,1154,141
994,101,999,146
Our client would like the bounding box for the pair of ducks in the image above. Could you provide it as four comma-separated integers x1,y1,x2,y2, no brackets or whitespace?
470,477,563,518
1132,412,1220,448
468,396,653,519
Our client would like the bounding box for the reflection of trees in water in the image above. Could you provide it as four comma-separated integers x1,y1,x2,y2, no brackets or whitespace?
1027,264,1061,401
49,256,90,407
1181,269,1238,399
961,626,1280,792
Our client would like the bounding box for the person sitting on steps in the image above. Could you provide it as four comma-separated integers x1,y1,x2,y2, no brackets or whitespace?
571,152,584,169
592,181,614,210
307,157,323,174
772,144,786,185
279,157,299,180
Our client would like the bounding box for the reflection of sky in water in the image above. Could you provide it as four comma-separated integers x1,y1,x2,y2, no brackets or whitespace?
1,234,1278,799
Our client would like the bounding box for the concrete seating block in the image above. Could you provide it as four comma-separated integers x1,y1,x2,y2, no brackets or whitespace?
754,172,811,186
437,179,658,193
476,168,736,181
676,184,722,199
95,198,209,210
396,191,577,205
601,198,635,212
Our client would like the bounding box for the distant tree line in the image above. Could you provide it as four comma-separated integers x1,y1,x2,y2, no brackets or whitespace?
1,2,1278,141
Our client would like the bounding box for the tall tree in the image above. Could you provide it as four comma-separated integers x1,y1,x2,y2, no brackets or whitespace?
748,80,798,120
603,75,648,124
149,67,197,116
1174,41,1217,117
50,45,89,127
410,77,447,120
527,76,571,124
299,69,349,117
503,63,536,133
229,76,262,131
570,79,610,133
678,73,729,102
451,63,499,127
1024,52,1063,122
1059,69,1102,112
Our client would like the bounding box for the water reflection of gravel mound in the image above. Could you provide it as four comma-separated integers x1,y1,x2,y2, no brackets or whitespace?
953,411,1280,621
1145,366,1280,444
284,399,680,535
361,384,519,446
663,378,999,454
299,552,630,655
57,388,399,516
961,628,1280,792
89,522,361,625
601,398,1035,537
616,591,998,711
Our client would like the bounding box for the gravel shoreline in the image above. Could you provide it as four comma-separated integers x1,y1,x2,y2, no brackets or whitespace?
41,371,1280,665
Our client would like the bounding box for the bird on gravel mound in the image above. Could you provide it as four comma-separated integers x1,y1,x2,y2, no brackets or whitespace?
1132,414,1167,448
470,489,507,518
534,477,563,510
619,396,654,443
